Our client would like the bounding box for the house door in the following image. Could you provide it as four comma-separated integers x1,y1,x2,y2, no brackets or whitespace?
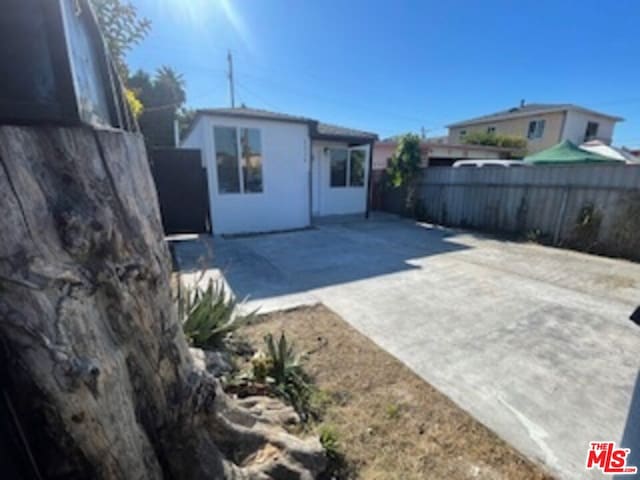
314,144,370,217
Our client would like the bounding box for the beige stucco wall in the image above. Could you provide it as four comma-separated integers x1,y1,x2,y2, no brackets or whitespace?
448,111,567,154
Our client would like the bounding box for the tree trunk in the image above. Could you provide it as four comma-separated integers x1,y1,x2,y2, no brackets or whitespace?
0,126,324,479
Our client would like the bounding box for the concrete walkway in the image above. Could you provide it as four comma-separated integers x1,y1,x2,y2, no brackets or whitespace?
172,214,640,479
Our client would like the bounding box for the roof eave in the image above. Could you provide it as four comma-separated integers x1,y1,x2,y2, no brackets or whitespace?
312,133,378,143
448,106,624,128
196,109,313,126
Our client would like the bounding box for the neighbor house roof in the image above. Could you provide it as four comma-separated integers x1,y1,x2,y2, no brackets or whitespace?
447,103,623,128
580,140,640,163
192,107,377,142
523,140,621,165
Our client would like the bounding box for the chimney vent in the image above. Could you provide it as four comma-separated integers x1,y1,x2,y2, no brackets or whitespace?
520,99,526,108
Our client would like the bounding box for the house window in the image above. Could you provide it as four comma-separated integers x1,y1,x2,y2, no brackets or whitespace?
349,149,365,186
214,126,263,194
459,130,467,140
487,126,496,134
330,149,348,187
330,148,367,187
527,120,545,139
585,121,599,141
240,128,263,193
214,126,240,193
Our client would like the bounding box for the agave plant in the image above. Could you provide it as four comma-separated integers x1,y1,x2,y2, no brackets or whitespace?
179,278,255,349
260,333,313,419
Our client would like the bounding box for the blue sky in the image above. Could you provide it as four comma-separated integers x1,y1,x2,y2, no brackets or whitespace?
128,0,640,146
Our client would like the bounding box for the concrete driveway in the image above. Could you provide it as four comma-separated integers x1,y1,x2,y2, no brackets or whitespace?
173,214,640,479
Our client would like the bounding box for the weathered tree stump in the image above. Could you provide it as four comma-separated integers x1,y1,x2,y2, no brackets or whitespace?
0,126,324,479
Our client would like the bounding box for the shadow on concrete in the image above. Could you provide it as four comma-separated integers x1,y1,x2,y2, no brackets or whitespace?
169,216,471,301
618,372,640,479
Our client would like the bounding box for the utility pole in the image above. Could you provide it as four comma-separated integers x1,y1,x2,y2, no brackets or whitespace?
227,50,235,108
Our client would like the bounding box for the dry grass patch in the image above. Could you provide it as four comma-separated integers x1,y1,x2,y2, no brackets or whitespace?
239,304,554,480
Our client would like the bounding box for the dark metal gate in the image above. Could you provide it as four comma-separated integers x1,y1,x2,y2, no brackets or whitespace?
151,148,211,235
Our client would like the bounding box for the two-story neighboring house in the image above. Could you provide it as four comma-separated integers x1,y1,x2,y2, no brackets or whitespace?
447,102,623,154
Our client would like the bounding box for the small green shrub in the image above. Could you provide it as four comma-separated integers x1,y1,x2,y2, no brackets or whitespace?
179,279,255,349
525,229,542,242
253,333,314,420
568,203,602,252
319,424,340,459
610,192,640,261
385,403,401,420
461,131,528,157
318,424,354,478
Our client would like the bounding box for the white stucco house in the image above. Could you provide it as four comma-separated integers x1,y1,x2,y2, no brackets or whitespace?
181,107,377,235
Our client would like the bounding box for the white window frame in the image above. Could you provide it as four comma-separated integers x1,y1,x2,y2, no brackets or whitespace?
329,146,368,189
527,120,545,140
213,126,263,195
329,148,348,188
584,121,599,141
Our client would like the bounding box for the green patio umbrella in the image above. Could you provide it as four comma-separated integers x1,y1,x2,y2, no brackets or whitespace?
523,140,621,165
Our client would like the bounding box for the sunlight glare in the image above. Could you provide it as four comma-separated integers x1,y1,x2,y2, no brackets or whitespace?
159,0,253,51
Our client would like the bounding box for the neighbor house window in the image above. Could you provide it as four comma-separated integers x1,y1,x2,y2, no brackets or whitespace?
214,126,263,194
459,130,467,140
330,149,348,187
527,119,545,139
584,121,599,141
487,126,496,134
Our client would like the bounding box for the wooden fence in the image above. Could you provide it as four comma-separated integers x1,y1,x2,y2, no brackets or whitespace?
379,165,640,261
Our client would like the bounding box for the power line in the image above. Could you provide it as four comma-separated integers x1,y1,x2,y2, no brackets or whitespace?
131,50,640,142
235,79,281,111
236,70,438,125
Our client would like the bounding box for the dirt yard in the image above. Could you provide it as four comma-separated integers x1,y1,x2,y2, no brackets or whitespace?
239,304,554,480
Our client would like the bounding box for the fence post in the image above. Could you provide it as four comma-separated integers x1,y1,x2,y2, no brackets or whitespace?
553,187,570,245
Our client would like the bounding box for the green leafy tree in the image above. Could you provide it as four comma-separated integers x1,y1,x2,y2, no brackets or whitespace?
386,134,423,211
462,131,527,157
177,107,197,139
90,0,151,80
129,67,187,147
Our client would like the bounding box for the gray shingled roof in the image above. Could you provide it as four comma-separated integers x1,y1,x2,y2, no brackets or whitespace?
314,122,377,140
447,103,623,128
195,107,377,141
197,107,312,124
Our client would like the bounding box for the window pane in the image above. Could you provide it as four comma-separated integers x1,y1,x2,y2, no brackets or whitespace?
330,149,347,187
536,120,545,138
527,121,536,139
214,127,240,193
349,149,365,186
241,128,263,193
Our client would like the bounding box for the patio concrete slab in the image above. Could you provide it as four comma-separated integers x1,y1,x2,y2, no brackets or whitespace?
172,214,640,479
